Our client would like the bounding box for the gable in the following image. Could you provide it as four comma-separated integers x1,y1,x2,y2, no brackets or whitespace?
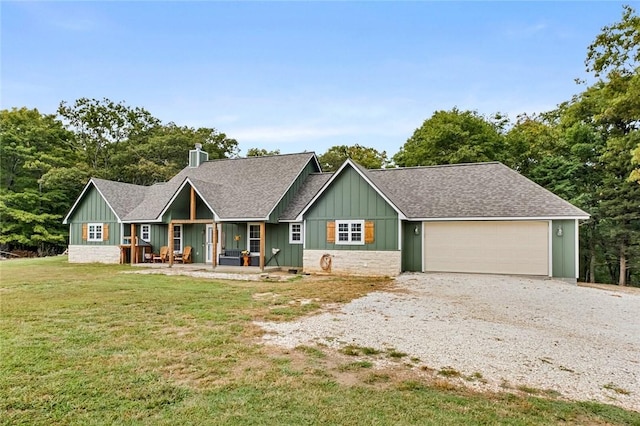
65,184,118,223
305,166,398,220
161,182,214,222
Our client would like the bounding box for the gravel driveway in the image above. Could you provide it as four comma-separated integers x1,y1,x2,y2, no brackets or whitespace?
257,273,640,411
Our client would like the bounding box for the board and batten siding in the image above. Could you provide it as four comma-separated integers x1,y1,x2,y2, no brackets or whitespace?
551,219,577,279
305,166,398,251
68,186,120,245
265,223,303,267
402,221,423,272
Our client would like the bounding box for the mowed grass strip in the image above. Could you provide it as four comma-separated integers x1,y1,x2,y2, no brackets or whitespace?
1,257,638,425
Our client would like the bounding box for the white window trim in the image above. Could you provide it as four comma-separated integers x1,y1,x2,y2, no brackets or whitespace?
88,223,103,242
141,224,151,242
335,220,365,245
248,223,261,255
173,224,183,254
289,222,303,244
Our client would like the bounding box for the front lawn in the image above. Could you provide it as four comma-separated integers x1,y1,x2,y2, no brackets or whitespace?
1,257,638,425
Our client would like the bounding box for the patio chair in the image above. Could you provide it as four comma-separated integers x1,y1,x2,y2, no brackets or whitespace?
175,246,192,264
153,246,169,263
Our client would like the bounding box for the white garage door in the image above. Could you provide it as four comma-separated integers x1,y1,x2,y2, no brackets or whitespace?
424,221,549,276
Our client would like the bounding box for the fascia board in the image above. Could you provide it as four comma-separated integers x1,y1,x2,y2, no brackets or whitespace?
413,215,591,221
216,217,268,222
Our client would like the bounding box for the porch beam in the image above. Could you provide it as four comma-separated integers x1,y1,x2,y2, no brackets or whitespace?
171,219,213,224
260,222,265,271
168,221,174,267
190,187,196,220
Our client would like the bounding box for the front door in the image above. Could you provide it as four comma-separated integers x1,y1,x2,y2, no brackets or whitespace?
205,224,222,264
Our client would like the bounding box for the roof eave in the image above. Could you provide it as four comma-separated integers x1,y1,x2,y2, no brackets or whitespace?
409,215,591,221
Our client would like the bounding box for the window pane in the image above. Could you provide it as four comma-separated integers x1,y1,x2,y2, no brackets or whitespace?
250,240,260,253
249,225,260,238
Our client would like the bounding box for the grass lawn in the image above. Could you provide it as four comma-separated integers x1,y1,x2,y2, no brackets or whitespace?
1,257,638,425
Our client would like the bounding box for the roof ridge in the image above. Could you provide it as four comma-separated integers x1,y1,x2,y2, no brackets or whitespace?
202,151,316,163
368,161,502,172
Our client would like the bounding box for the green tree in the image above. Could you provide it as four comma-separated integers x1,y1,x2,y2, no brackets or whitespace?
57,98,161,178
0,108,83,254
111,123,239,185
503,114,565,176
246,148,281,157
573,5,640,286
318,144,388,172
631,142,640,182
393,108,505,167
58,98,239,185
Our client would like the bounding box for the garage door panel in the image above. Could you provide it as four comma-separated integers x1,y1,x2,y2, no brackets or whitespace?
424,221,549,276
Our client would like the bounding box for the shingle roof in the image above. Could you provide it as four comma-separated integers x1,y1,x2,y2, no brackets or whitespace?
365,162,589,219
123,152,319,221
280,173,332,220
92,178,148,219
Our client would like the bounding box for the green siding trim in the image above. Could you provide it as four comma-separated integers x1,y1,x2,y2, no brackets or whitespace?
402,221,422,272
552,219,576,279
67,186,121,245
269,160,319,223
305,166,398,251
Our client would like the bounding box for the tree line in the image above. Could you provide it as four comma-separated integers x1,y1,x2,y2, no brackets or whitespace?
1,6,638,285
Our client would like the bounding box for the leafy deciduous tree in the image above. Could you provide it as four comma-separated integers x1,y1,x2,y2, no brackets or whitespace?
318,144,389,172
393,108,505,167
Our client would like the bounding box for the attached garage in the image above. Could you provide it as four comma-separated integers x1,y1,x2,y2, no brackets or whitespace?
423,221,549,276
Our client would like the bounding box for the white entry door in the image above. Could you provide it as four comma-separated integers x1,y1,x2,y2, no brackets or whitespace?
206,224,222,264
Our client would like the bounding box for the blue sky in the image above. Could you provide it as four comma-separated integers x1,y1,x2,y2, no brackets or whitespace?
1,1,630,156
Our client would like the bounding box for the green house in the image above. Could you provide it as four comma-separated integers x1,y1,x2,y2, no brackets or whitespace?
64,148,589,282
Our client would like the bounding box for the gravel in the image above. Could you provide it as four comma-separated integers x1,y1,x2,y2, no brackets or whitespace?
256,273,640,411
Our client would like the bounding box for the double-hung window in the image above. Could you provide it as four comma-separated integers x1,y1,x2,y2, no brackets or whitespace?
141,224,150,242
87,223,103,242
289,223,303,244
249,224,261,254
335,220,364,245
173,224,183,253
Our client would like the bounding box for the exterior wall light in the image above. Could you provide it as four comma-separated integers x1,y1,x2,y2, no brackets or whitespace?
556,226,563,237
414,226,420,235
